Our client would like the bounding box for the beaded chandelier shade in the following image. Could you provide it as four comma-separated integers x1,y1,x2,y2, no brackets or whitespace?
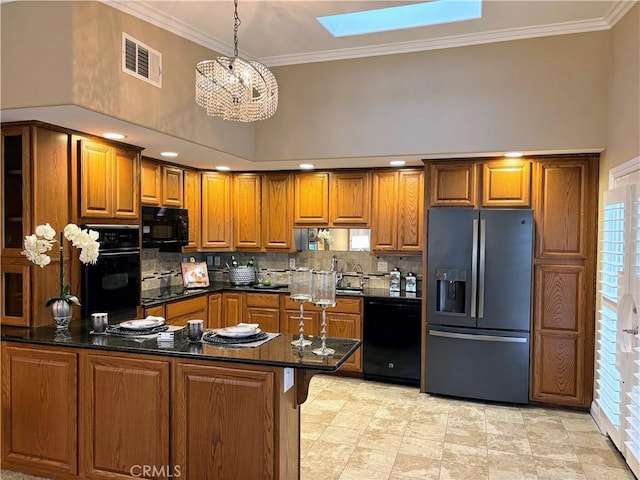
195,0,278,122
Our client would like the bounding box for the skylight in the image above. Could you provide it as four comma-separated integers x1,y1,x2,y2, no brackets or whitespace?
317,0,483,37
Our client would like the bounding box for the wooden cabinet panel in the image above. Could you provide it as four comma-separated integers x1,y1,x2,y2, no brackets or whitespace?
397,169,424,252
141,159,162,206
165,296,208,326
1,262,30,327
535,161,589,259
208,293,222,330
281,309,320,337
262,173,293,251
222,292,244,327
330,171,370,225
80,140,113,218
429,162,477,207
245,308,279,333
533,333,582,405
294,172,329,225
201,172,233,250
183,169,201,250
246,292,280,308
482,160,531,207
162,166,183,207
144,304,165,318
234,173,262,249
1,345,77,476
112,149,139,219
81,352,169,479
326,312,362,372
173,362,275,480
371,171,398,251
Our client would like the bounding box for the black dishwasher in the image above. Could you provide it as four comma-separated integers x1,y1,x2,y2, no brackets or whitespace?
363,297,422,386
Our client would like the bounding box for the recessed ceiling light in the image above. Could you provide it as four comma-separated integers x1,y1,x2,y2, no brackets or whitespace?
216,165,231,172
160,152,179,157
299,163,315,170
390,160,406,167
103,132,126,140
504,152,524,158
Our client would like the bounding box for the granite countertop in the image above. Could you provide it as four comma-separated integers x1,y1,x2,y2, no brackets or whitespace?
141,281,422,307
0,321,361,372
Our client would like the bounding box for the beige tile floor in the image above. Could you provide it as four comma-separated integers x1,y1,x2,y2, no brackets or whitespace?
1,375,635,480
300,375,635,480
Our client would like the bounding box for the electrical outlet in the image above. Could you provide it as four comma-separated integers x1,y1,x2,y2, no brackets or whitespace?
182,257,188,263
214,256,221,266
283,368,294,393
289,258,296,269
206,256,213,266
377,261,388,272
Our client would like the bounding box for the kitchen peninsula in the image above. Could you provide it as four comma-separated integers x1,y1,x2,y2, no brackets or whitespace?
1,322,360,479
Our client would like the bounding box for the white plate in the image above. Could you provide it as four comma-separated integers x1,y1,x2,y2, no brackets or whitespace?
215,325,261,338
119,319,165,330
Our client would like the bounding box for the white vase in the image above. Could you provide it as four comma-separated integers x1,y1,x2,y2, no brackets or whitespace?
51,300,72,329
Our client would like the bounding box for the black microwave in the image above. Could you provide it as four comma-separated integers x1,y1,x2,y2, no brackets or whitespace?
142,206,189,251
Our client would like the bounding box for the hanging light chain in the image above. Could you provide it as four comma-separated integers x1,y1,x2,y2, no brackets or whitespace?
233,0,241,59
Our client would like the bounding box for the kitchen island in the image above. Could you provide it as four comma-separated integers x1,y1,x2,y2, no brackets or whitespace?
1,322,360,480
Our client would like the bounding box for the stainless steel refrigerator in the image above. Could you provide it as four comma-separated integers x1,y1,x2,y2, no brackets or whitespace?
425,208,533,404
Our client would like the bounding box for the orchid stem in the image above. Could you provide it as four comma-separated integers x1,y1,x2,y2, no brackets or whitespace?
59,231,64,297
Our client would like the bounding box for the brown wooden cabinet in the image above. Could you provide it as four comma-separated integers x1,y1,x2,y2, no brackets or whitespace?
79,138,140,220
1,344,78,477
428,159,531,208
531,156,598,407
208,293,222,329
294,172,329,225
245,292,280,332
1,124,73,327
234,173,262,250
330,171,371,225
80,352,170,479
164,296,208,326
141,158,183,207
221,291,244,327
201,172,233,250
183,169,201,250
172,361,276,479
262,173,294,251
281,295,363,372
371,169,424,253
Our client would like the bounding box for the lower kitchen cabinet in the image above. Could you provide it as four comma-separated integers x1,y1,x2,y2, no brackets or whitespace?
1,345,78,478
173,361,279,479
221,292,244,327
326,312,362,372
164,296,208,326
208,293,222,329
245,292,280,332
281,308,321,337
80,352,170,479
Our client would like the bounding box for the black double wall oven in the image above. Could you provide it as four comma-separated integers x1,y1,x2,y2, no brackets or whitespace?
81,225,140,322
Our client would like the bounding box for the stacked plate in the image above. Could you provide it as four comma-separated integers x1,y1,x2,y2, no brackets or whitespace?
105,317,168,336
203,323,267,345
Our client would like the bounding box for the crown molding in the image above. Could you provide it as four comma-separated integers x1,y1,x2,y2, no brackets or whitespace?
102,0,634,67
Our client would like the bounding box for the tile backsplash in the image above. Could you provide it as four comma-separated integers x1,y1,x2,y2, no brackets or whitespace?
141,249,422,292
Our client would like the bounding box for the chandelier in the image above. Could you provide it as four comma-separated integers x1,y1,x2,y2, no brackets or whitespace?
195,0,278,122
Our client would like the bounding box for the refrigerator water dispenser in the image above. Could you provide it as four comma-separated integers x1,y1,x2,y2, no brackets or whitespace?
436,269,466,313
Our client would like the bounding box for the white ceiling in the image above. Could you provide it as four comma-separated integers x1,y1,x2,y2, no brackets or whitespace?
3,1,635,170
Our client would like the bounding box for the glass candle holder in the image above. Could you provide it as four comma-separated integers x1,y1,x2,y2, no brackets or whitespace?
312,270,336,356
290,267,313,347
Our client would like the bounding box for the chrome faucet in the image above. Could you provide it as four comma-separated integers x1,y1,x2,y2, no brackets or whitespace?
331,255,338,272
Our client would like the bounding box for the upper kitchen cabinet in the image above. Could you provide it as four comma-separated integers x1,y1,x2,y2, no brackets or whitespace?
294,172,329,226
371,169,424,253
141,158,183,207
201,172,233,251
183,169,201,251
1,123,72,327
330,171,371,226
262,173,294,251
234,173,262,250
79,138,140,220
427,159,531,208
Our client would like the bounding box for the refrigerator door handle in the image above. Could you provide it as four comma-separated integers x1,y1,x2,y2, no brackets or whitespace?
478,218,486,319
429,329,528,343
471,219,479,317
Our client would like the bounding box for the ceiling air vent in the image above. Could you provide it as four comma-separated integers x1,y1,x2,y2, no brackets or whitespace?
122,32,162,88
